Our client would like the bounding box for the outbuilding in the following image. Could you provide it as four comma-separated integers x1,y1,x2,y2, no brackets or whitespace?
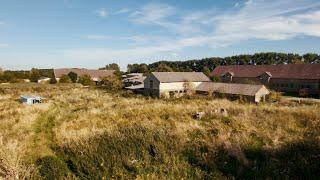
20,95,43,105
144,72,211,98
196,82,270,103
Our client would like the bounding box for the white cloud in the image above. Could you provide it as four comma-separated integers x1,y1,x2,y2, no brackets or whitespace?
116,8,130,14
71,0,320,68
130,3,175,25
94,8,108,18
86,35,111,40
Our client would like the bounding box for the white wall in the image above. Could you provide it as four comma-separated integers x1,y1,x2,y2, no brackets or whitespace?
159,82,203,91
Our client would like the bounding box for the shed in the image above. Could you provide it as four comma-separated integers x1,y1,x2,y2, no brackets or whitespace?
196,82,270,103
20,95,43,105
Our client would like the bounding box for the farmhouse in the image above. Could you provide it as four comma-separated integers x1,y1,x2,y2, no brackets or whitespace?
196,82,270,103
144,72,211,98
53,68,114,83
20,95,43,105
211,64,320,95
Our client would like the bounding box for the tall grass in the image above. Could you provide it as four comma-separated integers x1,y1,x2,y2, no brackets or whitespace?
0,83,319,179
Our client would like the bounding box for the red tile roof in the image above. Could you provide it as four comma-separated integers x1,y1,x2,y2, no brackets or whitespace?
54,68,114,80
211,64,320,80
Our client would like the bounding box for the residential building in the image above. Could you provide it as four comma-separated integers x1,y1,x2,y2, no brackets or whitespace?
211,64,320,95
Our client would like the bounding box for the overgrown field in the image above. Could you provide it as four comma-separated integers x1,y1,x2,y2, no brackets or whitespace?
0,83,319,179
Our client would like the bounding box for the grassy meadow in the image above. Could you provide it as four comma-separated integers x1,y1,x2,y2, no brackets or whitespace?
0,83,319,179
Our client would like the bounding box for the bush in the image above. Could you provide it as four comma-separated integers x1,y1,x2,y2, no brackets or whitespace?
59,75,72,83
68,72,78,83
268,91,282,102
100,75,122,91
78,75,94,86
36,156,69,179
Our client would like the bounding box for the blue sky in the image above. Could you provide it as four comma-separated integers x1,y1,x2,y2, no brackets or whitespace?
0,0,320,70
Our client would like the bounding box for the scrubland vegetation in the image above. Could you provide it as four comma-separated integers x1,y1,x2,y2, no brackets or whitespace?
0,83,319,179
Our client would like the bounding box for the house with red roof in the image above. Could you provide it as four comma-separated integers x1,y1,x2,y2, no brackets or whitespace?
211,64,320,95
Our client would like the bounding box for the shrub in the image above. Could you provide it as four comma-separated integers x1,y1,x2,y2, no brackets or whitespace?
101,75,122,91
36,156,69,179
68,72,78,83
78,74,94,86
268,91,282,102
59,75,72,83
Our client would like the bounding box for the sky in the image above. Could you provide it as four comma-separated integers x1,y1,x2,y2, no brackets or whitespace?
0,0,320,70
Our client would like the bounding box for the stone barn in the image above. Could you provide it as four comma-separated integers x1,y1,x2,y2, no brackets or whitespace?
144,72,211,98
196,82,270,103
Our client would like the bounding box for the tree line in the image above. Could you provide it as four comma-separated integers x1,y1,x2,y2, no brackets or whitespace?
1,52,319,83
126,52,320,75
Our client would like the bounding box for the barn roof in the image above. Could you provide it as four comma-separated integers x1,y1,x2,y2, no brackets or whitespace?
54,68,114,79
196,82,268,96
211,64,320,79
151,72,211,83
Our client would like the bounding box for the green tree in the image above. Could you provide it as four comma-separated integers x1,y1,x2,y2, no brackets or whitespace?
78,74,94,86
202,67,211,76
29,68,41,82
101,63,120,71
59,75,72,83
154,63,173,72
68,72,78,83
127,63,149,73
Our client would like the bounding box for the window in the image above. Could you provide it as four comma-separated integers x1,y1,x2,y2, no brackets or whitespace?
150,80,154,89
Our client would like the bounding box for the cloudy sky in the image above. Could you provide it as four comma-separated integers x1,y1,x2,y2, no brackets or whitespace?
0,0,320,70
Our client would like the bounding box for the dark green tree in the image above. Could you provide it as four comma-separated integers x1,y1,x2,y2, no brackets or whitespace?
153,63,173,72
101,63,120,71
68,72,78,83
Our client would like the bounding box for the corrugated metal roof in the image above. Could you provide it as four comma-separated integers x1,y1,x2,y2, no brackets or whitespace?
196,82,268,96
152,72,211,83
211,64,320,79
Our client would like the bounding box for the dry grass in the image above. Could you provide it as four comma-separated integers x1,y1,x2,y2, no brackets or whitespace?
0,83,319,179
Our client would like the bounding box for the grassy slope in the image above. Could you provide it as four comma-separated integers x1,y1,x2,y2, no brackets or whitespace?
0,83,319,179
